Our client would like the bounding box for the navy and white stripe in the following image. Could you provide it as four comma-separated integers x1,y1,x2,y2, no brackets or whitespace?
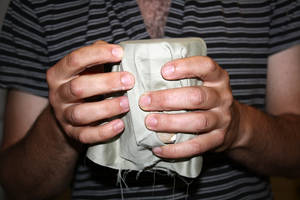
1,0,300,199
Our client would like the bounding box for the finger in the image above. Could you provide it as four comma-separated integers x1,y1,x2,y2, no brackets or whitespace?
67,119,125,144
145,111,218,133
64,96,130,126
94,40,108,45
161,56,224,82
49,42,123,81
58,71,134,102
152,130,224,159
139,86,219,111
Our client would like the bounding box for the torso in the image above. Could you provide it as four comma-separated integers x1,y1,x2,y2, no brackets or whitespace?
4,1,293,199
136,0,171,38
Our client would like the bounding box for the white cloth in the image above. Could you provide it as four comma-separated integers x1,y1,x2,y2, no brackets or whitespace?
87,38,207,178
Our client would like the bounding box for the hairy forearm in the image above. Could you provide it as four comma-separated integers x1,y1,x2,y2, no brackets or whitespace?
228,101,300,177
0,106,80,200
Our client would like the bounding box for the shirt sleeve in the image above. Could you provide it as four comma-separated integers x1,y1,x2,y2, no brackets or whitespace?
0,0,49,97
269,0,300,55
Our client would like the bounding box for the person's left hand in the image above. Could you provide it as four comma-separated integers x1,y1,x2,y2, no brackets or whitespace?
139,56,240,159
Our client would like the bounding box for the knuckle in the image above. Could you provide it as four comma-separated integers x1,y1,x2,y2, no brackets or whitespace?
167,145,179,155
69,106,83,125
219,131,226,146
226,90,234,102
193,114,208,132
189,140,204,154
214,130,226,147
66,51,81,67
69,78,83,98
198,114,209,131
78,131,88,144
223,70,230,83
64,125,74,137
222,110,232,127
189,87,205,107
218,130,226,142
223,93,234,108
97,128,106,141
64,125,83,142
48,92,57,106
204,57,217,73
46,67,55,86
222,71,231,89
160,93,172,109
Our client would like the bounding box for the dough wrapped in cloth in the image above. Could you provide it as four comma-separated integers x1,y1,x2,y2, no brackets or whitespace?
87,38,207,178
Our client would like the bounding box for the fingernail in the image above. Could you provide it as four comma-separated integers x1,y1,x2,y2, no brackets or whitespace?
162,65,175,77
112,47,123,58
113,120,124,132
153,147,162,155
121,74,134,89
146,115,157,128
120,97,129,111
140,94,151,107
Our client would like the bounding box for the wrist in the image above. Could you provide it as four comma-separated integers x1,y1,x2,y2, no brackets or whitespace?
228,101,253,151
45,105,84,154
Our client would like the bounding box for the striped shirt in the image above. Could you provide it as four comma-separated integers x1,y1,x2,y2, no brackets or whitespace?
1,0,300,199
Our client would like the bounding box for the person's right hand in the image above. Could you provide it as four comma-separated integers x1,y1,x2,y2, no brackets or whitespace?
46,41,135,144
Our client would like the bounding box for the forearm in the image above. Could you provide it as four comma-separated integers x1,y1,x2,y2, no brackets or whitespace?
228,101,300,177
0,105,80,200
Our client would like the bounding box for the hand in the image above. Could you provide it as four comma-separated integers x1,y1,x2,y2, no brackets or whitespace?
47,41,135,144
139,56,240,158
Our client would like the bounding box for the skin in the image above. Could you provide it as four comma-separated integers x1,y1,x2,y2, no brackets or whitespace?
137,0,171,38
141,45,300,177
0,41,134,199
0,41,300,199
